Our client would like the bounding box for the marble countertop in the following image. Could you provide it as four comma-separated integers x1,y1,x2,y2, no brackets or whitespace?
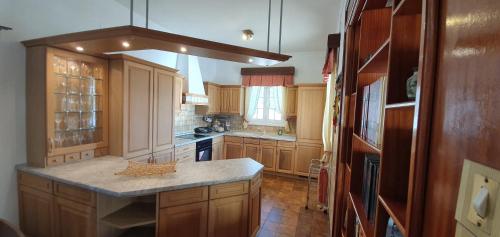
17,156,263,197
174,131,296,147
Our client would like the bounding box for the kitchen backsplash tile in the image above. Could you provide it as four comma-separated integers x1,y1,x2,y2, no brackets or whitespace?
175,104,207,135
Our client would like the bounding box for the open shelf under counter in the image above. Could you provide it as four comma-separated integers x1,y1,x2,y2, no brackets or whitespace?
358,39,390,75
349,193,375,237
378,195,408,236
100,202,156,229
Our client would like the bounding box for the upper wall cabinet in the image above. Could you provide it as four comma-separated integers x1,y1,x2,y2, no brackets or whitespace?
26,47,109,168
174,76,184,113
205,83,221,114
286,87,298,117
296,86,326,144
109,56,179,159
220,86,243,115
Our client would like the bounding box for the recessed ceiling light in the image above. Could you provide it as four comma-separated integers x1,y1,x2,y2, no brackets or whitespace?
122,41,130,48
180,47,187,53
248,58,254,63
75,46,84,52
242,29,254,41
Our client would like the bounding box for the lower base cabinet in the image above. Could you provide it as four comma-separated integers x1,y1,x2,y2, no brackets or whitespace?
277,147,295,174
294,143,323,176
243,144,260,162
53,197,96,237
248,188,261,237
208,195,249,237
18,185,54,237
260,146,277,171
158,202,208,237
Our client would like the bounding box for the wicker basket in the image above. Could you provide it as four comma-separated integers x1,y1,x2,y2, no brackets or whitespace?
115,161,177,177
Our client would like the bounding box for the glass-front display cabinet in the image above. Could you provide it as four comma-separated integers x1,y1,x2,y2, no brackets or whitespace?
26,47,108,167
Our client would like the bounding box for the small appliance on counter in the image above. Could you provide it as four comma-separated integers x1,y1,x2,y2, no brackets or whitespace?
194,127,213,134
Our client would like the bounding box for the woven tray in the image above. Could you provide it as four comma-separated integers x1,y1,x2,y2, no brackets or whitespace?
115,161,176,177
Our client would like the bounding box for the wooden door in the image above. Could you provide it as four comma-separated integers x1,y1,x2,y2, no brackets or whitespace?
18,186,53,237
208,195,248,237
123,61,154,158
248,187,261,237
243,144,260,162
286,87,298,117
277,147,295,174
153,69,175,152
220,88,229,113
54,197,96,237
215,86,221,113
294,143,322,176
229,87,242,114
296,86,326,144
260,146,276,171
207,84,221,114
212,142,224,160
224,142,243,159
158,202,208,237
174,76,183,113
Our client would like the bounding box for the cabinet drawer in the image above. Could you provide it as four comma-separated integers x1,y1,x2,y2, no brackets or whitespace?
81,150,94,160
18,172,53,193
277,141,296,148
213,136,224,144
159,186,208,208
54,182,96,207
210,181,249,199
224,136,243,143
64,152,81,163
244,138,260,145
260,139,277,147
47,156,64,166
176,151,195,163
175,143,196,155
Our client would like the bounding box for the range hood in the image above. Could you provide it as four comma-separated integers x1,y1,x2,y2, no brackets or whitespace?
22,26,291,66
176,55,208,105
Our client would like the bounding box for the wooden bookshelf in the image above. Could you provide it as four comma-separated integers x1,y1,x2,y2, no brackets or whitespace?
334,0,425,236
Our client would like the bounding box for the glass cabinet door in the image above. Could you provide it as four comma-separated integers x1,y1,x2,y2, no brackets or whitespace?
47,52,107,156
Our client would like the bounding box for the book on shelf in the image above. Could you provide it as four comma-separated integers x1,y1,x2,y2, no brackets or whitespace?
362,154,380,223
359,77,387,147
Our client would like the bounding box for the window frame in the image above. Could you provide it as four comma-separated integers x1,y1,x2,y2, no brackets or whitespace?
247,86,285,127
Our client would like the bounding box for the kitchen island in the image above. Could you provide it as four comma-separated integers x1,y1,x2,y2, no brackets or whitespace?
17,157,263,237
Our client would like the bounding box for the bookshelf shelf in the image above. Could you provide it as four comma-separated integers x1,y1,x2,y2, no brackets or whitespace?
353,134,381,155
350,193,375,237
385,101,415,109
379,196,407,236
358,39,390,75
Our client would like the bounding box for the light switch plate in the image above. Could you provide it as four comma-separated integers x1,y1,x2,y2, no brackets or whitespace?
455,159,500,237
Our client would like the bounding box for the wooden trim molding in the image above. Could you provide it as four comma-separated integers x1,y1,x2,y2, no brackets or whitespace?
241,67,295,76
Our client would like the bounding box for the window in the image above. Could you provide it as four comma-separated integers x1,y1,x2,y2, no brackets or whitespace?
246,86,285,126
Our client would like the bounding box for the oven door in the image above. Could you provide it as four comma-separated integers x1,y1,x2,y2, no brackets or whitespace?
196,147,212,162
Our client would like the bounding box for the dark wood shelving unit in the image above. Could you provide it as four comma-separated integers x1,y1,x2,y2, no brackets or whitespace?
335,0,425,236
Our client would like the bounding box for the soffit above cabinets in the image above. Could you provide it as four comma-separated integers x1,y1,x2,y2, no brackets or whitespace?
21,26,292,66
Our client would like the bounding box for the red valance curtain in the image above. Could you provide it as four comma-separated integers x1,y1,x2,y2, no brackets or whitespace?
242,75,294,87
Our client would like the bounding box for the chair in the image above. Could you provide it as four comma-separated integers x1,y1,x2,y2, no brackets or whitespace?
0,219,25,237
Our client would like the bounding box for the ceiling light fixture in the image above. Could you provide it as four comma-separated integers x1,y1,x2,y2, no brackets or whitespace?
248,58,254,63
122,41,130,48
180,47,187,52
75,46,84,52
242,29,254,41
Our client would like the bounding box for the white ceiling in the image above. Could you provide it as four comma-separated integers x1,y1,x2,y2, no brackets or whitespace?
115,0,341,53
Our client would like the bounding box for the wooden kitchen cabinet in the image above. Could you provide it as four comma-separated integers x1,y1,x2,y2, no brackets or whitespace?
26,47,109,167
174,76,184,113
220,86,243,115
286,86,298,117
18,185,54,237
109,55,179,159
205,83,221,114
53,197,96,237
260,145,276,171
243,144,260,162
277,146,295,174
158,202,208,237
296,86,326,144
208,195,249,237
224,142,244,159
248,186,261,237
212,136,224,160
294,143,323,176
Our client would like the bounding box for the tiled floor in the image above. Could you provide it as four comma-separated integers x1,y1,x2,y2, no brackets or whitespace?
257,174,330,237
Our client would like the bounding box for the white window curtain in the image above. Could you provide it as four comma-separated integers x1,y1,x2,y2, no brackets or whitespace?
245,86,286,126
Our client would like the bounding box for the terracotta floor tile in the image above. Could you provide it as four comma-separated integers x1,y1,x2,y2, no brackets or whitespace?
260,174,329,237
